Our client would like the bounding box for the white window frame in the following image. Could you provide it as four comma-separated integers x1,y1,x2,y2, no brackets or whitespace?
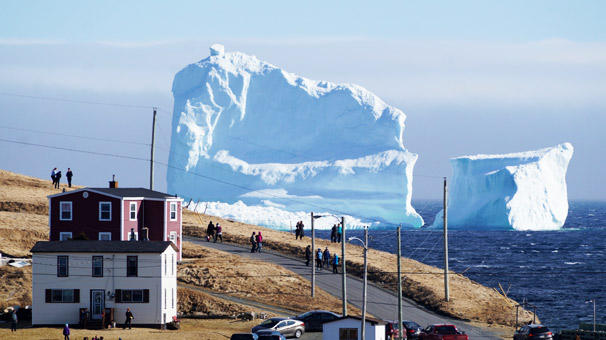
99,202,112,221
128,231,138,241
59,201,72,221
129,202,137,221
169,202,177,221
98,232,112,241
169,231,177,245
59,232,72,241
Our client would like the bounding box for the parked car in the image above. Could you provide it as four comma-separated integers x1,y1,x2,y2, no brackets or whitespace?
419,324,468,340
386,320,423,339
231,333,259,340
513,324,553,340
256,329,287,340
293,310,341,332
252,317,305,338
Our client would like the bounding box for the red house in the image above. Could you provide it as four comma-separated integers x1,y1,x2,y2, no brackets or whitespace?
48,184,183,260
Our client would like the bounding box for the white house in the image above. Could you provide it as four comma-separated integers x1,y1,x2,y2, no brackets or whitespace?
323,316,386,340
31,240,178,327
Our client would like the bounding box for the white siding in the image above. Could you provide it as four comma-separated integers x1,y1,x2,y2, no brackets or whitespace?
32,247,177,325
322,318,385,340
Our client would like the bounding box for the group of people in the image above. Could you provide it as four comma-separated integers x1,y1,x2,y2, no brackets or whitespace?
305,245,339,274
250,231,263,252
206,221,223,243
51,167,74,189
330,223,343,243
294,221,305,239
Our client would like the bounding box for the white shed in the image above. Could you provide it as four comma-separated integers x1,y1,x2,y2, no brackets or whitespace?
31,240,178,327
323,316,386,340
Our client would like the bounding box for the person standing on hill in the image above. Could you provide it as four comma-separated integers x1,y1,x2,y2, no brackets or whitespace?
295,221,300,239
55,170,62,189
337,223,342,243
50,168,57,188
305,245,311,266
255,231,263,253
214,223,223,243
250,232,257,253
332,253,339,274
62,323,70,340
330,224,337,243
66,168,73,187
323,247,330,268
206,221,215,242
10,310,17,332
298,221,305,240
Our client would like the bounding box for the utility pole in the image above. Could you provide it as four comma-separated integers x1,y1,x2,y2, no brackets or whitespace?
149,107,157,190
361,226,368,340
311,212,315,298
443,177,450,301
397,225,403,340
341,216,347,317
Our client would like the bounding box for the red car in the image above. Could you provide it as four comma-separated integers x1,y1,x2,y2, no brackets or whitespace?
419,324,468,340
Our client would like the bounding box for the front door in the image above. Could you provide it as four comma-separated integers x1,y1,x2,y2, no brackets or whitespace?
90,290,105,320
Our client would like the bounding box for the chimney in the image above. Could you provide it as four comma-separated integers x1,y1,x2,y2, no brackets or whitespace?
109,174,118,188
141,227,149,241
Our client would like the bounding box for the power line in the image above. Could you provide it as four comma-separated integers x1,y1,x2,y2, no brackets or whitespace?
0,125,150,146
0,91,157,110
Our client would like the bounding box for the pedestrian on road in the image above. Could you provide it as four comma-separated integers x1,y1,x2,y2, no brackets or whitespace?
55,170,62,189
337,223,342,243
214,223,223,243
316,248,323,269
63,323,70,340
51,168,57,188
10,310,17,332
124,308,134,329
66,168,73,187
255,231,263,252
323,247,330,267
250,232,257,253
332,253,339,274
206,221,215,242
330,224,337,243
305,245,311,266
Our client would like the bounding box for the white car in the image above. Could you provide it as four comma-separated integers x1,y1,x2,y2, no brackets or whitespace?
252,317,305,338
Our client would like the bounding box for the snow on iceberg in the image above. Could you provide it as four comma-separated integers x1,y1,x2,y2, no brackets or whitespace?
432,143,574,230
167,44,423,228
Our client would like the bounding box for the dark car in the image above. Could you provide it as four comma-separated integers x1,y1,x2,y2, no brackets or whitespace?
252,317,305,338
513,324,553,340
386,320,423,339
256,329,287,340
230,333,259,340
293,310,341,332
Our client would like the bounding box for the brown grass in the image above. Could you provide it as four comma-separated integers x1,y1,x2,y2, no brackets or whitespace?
0,318,260,340
0,266,31,311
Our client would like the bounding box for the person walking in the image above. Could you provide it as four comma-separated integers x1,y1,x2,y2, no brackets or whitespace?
255,231,263,253
124,308,134,329
295,221,301,239
66,168,73,187
206,221,215,242
63,323,70,340
250,232,257,253
298,221,304,240
10,310,17,332
323,247,330,268
316,248,323,269
330,224,337,243
332,253,339,274
214,223,223,243
55,170,62,189
305,245,311,266
51,168,57,188
337,223,342,243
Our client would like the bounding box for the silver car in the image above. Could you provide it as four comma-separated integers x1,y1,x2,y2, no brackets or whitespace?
252,317,305,338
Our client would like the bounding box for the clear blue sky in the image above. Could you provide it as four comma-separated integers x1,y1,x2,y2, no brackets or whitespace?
0,1,605,200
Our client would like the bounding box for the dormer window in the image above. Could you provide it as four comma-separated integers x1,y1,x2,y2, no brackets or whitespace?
170,202,177,221
129,202,137,220
99,202,111,221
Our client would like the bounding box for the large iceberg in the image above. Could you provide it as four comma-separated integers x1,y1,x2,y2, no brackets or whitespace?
432,143,573,230
167,44,423,229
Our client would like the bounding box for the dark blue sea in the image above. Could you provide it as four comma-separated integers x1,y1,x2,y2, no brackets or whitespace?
314,200,606,331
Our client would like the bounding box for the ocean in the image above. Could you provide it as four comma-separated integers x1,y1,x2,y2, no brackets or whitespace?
314,200,606,331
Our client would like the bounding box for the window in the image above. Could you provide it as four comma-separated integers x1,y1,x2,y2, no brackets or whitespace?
126,256,138,277
128,231,138,241
99,202,111,221
98,232,111,241
115,289,149,303
59,232,72,241
92,256,103,277
57,256,68,277
169,231,177,245
45,289,79,303
170,202,177,220
129,202,137,220
59,201,72,221
339,328,358,340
